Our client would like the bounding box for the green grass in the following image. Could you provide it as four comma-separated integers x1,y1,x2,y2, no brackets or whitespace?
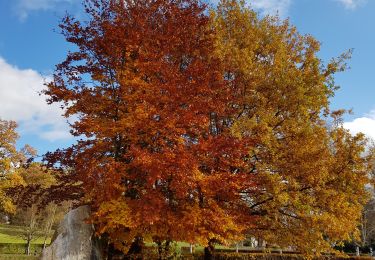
0,233,24,244
0,224,50,255
0,224,52,244
0,255,39,260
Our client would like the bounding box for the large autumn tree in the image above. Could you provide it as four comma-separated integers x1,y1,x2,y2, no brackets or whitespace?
45,0,255,254
44,0,373,256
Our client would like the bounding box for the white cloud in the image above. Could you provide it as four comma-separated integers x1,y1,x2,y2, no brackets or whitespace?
344,110,375,141
15,0,75,20
335,0,367,9
0,57,72,142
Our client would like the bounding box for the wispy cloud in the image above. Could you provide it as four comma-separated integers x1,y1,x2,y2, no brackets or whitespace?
15,0,76,20
344,110,375,141
15,0,369,21
0,57,72,142
210,0,368,17
250,0,292,17
335,0,367,9
209,0,292,17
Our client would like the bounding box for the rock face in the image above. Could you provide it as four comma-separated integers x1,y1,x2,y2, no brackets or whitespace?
41,205,102,260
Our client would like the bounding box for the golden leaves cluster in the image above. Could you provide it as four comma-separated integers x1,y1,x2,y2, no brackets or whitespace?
0,119,26,213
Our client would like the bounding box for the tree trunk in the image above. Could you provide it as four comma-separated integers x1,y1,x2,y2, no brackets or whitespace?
204,240,215,260
107,241,126,260
156,239,171,260
42,235,48,249
43,204,57,249
26,238,31,255
107,243,115,260
164,240,171,258
156,241,162,260
126,236,144,259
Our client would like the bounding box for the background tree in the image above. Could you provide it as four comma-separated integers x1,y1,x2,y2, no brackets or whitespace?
41,200,71,249
41,202,57,249
11,162,62,255
0,119,27,213
359,197,375,251
17,204,41,255
0,119,71,254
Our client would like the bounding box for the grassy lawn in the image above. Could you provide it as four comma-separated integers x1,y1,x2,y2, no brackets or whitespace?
0,255,39,260
0,233,24,244
0,224,51,244
0,225,249,257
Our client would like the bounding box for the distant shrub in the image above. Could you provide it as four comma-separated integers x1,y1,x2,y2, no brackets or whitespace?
0,243,43,255
208,254,301,260
179,253,374,260
0,255,39,260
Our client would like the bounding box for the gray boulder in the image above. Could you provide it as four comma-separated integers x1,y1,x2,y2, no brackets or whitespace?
41,205,103,260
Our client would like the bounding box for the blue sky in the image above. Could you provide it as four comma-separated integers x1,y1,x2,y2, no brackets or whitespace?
0,0,374,156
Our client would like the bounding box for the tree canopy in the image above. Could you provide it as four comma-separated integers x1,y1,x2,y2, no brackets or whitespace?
0,119,26,213
212,0,373,252
43,0,374,255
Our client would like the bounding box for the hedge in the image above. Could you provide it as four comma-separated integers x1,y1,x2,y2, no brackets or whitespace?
0,243,43,255
0,255,39,260
179,253,374,260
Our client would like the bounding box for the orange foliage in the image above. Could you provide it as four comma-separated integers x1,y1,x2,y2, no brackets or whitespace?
45,0,256,250
43,0,374,255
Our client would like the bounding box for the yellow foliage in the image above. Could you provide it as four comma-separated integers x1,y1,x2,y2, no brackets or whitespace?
211,0,373,254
